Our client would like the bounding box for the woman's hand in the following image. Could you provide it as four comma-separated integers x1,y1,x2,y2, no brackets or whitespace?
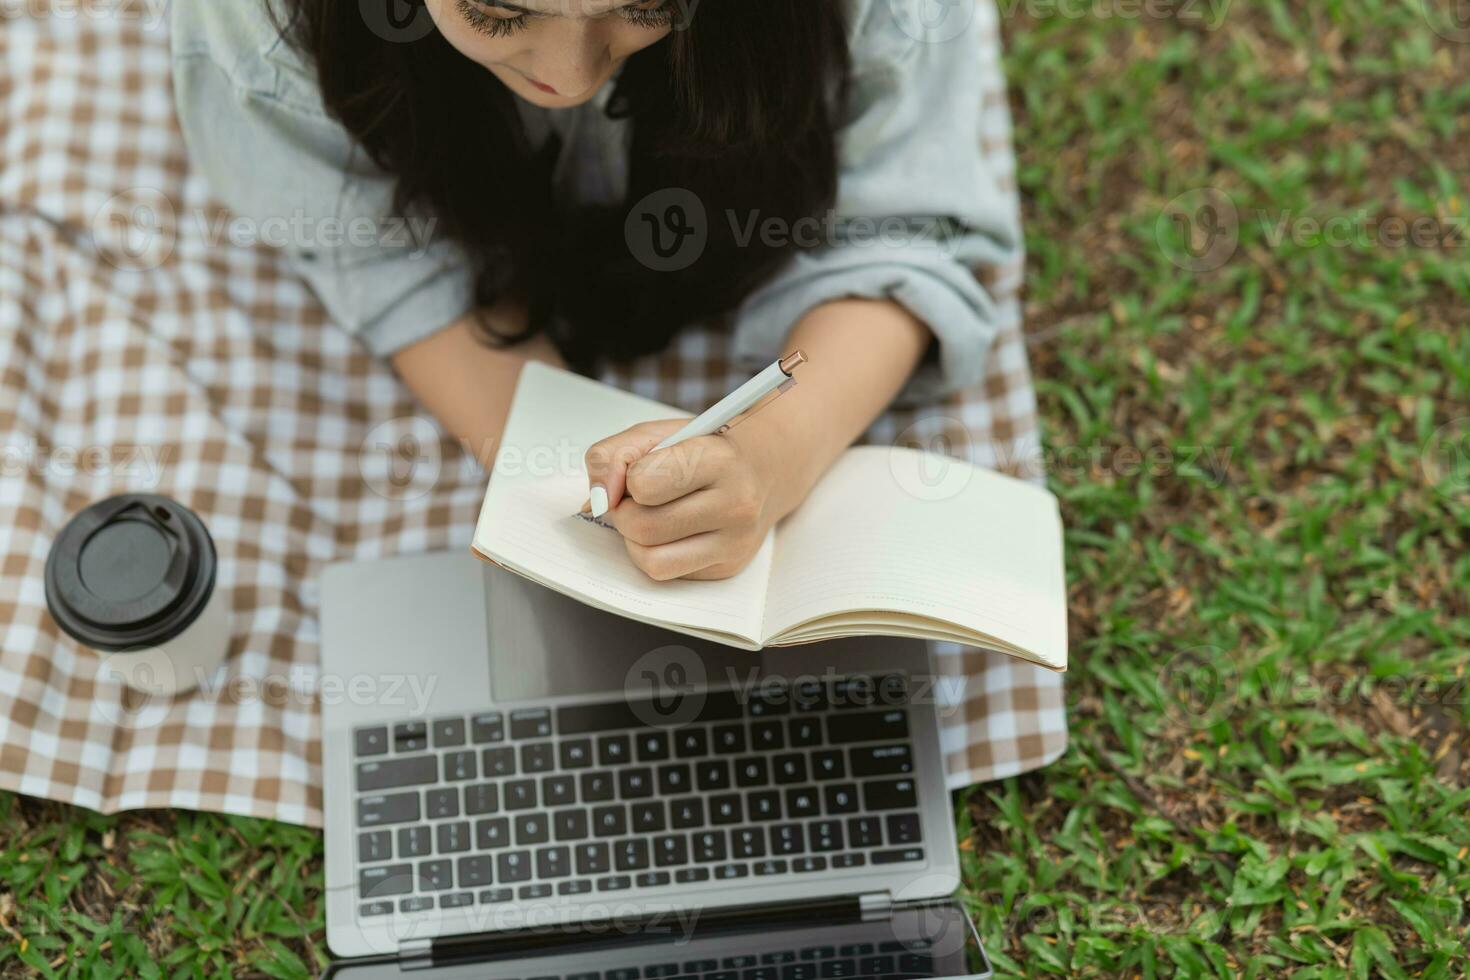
585,419,786,581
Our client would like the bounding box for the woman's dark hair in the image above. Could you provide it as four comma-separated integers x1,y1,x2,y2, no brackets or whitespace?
273,0,851,371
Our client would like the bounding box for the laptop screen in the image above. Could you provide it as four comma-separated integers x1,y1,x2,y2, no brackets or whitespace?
327,899,991,980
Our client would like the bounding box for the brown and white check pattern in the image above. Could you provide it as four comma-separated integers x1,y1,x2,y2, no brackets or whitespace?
0,0,1065,828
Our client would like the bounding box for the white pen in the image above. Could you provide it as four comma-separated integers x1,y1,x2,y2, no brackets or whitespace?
589,350,808,518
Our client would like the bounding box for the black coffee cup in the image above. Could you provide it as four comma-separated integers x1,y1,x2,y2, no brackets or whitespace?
45,494,228,695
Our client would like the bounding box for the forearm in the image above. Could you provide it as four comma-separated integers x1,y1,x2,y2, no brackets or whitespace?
731,298,930,520
390,304,565,468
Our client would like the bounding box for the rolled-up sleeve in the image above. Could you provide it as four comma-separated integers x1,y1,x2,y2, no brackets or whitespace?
172,32,474,356
730,0,1022,404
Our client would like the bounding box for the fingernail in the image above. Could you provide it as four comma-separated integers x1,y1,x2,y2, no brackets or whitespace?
589,485,609,518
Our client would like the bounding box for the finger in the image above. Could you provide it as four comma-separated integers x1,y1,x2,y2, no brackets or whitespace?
684,554,762,580
584,420,685,515
625,435,727,507
609,489,723,547
623,531,730,582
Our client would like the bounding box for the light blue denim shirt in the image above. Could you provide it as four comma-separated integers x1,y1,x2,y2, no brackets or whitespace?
170,0,1021,401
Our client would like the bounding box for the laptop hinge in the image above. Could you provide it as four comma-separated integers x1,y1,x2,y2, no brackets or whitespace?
398,938,434,968
859,892,893,921
423,893,878,967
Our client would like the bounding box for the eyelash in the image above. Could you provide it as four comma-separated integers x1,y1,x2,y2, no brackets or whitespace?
457,0,676,38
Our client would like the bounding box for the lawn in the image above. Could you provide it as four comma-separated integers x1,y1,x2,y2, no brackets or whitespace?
2,0,1468,976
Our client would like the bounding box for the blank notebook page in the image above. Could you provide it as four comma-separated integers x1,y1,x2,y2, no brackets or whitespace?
475,363,771,644
763,447,1067,668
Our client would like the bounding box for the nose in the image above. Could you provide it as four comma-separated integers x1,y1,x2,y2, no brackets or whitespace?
525,18,611,98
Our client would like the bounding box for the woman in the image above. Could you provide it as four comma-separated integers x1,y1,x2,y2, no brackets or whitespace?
170,0,1021,583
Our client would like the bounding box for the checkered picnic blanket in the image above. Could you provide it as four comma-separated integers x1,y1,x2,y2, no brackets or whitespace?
0,0,1066,827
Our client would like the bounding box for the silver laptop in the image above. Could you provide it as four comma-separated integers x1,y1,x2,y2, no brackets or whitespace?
319,551,992,978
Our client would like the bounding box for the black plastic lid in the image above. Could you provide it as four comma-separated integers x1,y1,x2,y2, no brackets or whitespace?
44,494,217,653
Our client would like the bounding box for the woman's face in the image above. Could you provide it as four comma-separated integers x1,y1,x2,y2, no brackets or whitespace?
426,0,676,108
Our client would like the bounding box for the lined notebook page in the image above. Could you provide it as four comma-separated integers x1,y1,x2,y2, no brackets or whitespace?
763,447,1067,669
474,364,770,645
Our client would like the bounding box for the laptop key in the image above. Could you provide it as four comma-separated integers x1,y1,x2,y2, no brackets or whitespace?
832,853,866,868
358,792,419,827
670,798,704,829
787,718,822,747
887,813,922,845
393,722,428,752
536,845,571,878
543,775,576,808
710,794,742,825
696,760,731,791
436,821,471,854
657,763,692,795
858,956,894,975
597,874,632,891
762,952,796,965
482,747,516,777
818,959,855,977
358,830,392,863
464,783,499,815
439,891,474,909
616,837,651,871
785,788,819,818
773,754,807,785
823,784,859,814
355,727,388,757
675,729,708,758
753,859,788,876
632,800,666,833
827,710,908,745
554,808,589,840
847,816,881,848
750,720,784,751
811,750,845,780
744,969,780,980
471,712,505,743
356,755,436,792
675,867,710,883
400,896,434,913
637,730,670,761
792,680,827,713
725,957,758,969
593,805,628,837
398,825,431,857
735,757,769,787
560,738,593,769
504,779,538,810
431,718,466,748
521,742,555,773
359,864,413,897
732,828,765,858
862,779,918,811
619,767,654,799
580,771,615,802
770,824,804,855
444,750,478,781
685,960,718,972
747,791,782,821
646,965,681,978
510,708,553,739
872,847,925,864
637,871,671,887
654,834,690,866
576,842,611,874
713,724,745,754
519,883,553,899
851,744,914,777
515,813,550,845
426,788,459,820
799,947,835,961
479,887,513,903
457,854,494,888
693,830,726,862
808,821,844,852
559,880,593,895
497,850,532,882
599,734,632,766
360,900,393,917
418,859,453,890
475,817,511,850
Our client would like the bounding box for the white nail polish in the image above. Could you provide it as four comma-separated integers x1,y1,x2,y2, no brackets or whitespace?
589,486,609,518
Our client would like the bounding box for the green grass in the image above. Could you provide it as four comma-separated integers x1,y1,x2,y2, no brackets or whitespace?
3,0,1468,976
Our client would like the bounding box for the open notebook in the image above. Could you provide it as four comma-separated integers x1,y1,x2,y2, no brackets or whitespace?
472,362,1067,671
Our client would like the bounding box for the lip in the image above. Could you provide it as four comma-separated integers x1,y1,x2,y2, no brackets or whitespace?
524,75,559,95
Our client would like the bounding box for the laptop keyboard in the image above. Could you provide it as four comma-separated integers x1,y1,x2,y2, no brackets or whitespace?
351,675,926,917
484,939,941,980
